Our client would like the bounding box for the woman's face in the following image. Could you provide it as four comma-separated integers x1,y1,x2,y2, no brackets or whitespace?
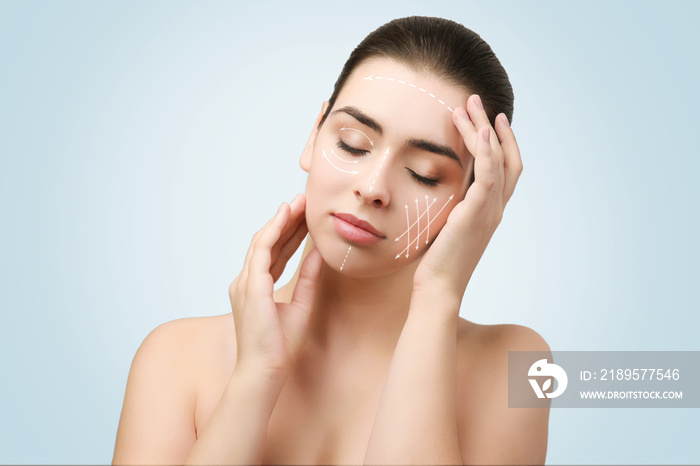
301,58,473,277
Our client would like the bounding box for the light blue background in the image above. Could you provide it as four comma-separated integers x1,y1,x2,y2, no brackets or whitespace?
1,1,698,464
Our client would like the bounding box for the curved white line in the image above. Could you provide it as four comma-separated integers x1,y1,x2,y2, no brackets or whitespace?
330,148,358,164
323,149,358,175
340,127,374,147
366,76,454,115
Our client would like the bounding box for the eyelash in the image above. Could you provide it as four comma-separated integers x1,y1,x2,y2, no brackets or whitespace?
336,139,439,187
408,169,439,187
336,140,367,156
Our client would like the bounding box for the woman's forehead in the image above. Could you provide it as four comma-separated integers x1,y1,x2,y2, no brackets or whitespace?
332,59,468,153
340,58,467,111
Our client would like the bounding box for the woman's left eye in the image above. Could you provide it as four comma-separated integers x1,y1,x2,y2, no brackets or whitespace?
337,139,438,187
337,140,368,156
407,169,439,187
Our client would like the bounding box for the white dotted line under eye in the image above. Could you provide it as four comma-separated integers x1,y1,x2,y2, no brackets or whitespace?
364,75,455,114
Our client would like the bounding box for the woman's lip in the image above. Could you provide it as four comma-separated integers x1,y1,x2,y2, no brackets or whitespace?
332,213,385,244
333,213,385,237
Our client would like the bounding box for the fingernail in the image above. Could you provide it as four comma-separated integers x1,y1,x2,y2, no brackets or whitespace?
291,193,303,204
455,107,468,120
473,94,483,110
483,127,490,142
500,113,510,127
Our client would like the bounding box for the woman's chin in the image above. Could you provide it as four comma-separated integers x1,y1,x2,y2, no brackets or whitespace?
311,237,420,279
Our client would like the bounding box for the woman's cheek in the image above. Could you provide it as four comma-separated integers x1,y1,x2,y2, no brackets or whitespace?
391,190,456,261
310,150,354,217
303,147,358,263
310,147,359,194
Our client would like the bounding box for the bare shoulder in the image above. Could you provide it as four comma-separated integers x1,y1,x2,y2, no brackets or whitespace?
455,319,550,465
145,314,238,388
456,318,551,390
457,318,550,355
112,314,235,464
133,315,232,372
153,312,235,352
144,313,233,344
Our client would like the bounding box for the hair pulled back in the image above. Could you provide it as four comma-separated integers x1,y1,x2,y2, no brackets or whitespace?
319,16,514,130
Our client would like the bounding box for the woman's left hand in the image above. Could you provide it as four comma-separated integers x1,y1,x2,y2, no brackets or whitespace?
413,94,523,300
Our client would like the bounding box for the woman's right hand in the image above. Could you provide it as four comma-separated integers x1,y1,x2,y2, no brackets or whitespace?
228,193,322,382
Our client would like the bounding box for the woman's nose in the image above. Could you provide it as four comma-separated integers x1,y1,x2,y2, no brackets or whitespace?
354,149,391,207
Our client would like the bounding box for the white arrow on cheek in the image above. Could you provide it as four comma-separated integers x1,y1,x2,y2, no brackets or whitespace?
395,195,454,259
395,197,437,242
425,195,430,244
415,198,420,250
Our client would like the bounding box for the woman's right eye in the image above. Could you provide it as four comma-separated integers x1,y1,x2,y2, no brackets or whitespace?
337,140,368,156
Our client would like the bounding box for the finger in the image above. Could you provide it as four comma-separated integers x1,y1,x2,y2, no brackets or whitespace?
269,194,306,266
452,100,502,185
270,218,309,283
451,106,477,157
232,207,280,318
278,248,323,359
471,127,500,204
468,95,505,191
240,207,280,285
241,194,301,290
495,113,523,205
466,94,503,159
288,248,322,315
248,202,291,296
275,194,305,245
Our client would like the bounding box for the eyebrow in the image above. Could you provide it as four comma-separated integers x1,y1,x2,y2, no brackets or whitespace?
330,106,383,135
330,105,463,170
405,138,463,169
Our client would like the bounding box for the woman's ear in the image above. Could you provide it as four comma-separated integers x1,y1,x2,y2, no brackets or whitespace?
300,101,329,173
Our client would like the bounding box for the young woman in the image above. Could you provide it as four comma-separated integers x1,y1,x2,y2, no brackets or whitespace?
113,16,550,465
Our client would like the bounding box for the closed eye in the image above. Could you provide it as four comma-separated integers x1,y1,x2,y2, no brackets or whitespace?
338,138,438,187
407,169,439,187
337,140,368,156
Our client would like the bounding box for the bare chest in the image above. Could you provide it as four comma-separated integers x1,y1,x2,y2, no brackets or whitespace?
194,364,385,465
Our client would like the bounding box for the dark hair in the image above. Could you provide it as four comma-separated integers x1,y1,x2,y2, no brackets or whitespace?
318,16,514,184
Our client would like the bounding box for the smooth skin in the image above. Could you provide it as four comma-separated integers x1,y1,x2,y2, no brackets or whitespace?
112,59,550,465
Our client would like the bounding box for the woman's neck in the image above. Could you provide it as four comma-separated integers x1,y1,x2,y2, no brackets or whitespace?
276,237,418,360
